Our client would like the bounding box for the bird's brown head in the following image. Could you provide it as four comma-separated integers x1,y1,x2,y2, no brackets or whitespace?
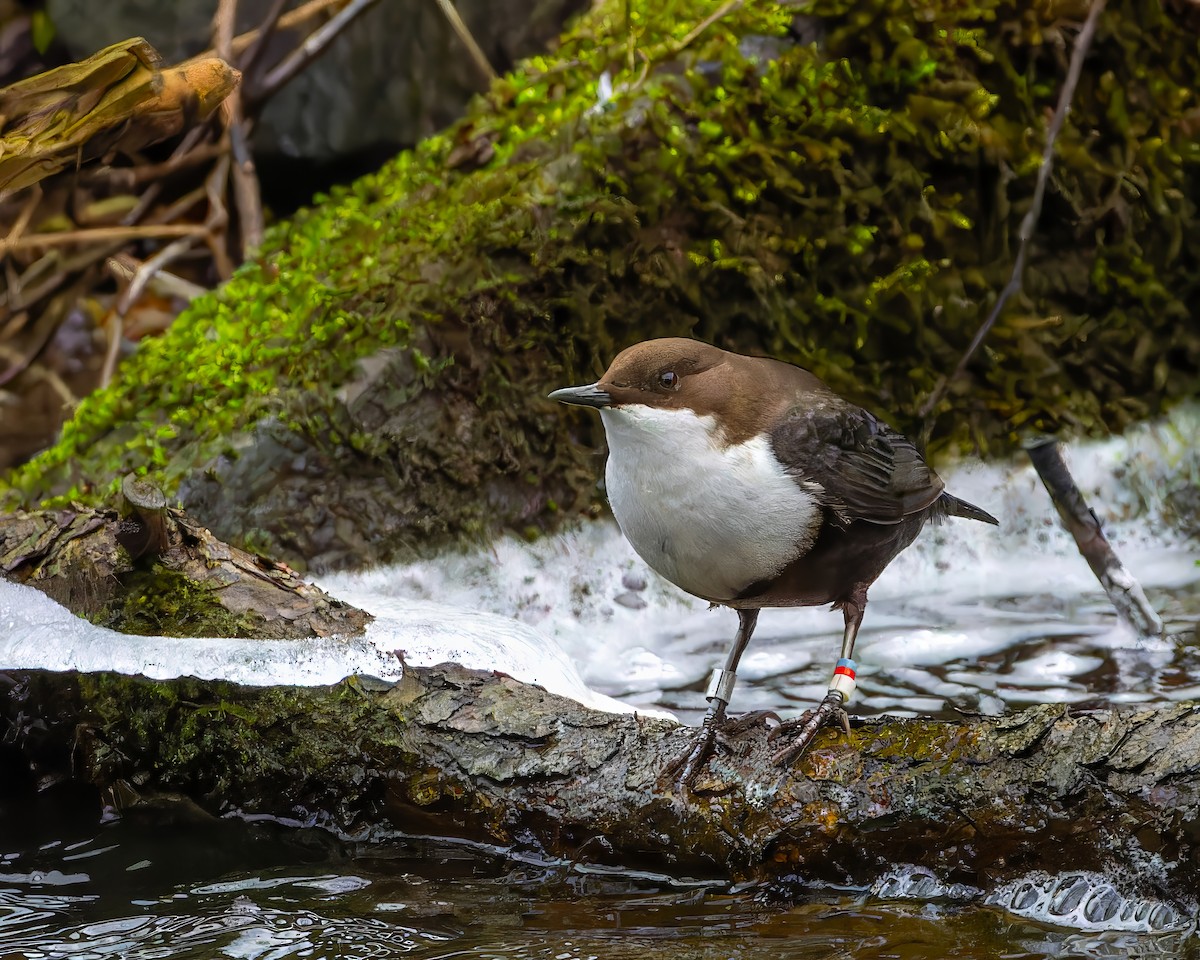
548,338,726,412
549,338,825,444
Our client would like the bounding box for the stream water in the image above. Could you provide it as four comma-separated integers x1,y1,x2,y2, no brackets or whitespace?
1,406,1199,958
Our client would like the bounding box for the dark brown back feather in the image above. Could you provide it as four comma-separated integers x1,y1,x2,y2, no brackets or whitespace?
769,396,945,525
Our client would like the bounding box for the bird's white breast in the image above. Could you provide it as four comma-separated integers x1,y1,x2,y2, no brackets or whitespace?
599,405,821,603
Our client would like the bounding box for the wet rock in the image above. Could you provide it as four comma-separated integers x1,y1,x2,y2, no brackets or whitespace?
613,591,647,611
620,571,647,592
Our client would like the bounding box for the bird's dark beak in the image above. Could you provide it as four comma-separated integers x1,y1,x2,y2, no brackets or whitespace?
548,383,612,408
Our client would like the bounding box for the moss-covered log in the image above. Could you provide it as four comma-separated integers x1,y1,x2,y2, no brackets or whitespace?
4,0,1199,570
3,663,1198,905
0,502,369,639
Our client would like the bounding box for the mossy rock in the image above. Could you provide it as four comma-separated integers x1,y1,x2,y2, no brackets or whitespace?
3,0,1198,570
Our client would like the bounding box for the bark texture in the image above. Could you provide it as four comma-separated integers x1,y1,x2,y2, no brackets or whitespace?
3,662,1197,904
0,504,370,638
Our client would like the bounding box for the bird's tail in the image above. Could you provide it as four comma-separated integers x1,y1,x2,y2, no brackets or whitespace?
939,492,999,526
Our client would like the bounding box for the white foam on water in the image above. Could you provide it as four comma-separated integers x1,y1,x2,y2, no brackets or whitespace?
984,871,1196,935
871,864,1197,939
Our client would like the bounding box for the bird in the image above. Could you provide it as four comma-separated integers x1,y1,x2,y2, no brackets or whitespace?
549,337,998,785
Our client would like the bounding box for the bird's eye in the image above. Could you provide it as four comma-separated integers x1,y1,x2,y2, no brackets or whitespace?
658,371,679,390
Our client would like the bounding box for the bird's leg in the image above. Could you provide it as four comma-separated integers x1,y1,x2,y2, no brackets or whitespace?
772,587,866,767
665,608,760,787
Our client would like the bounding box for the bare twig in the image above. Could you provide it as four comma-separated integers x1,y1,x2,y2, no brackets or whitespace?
1025,438,1164,640
4,225,211,250
214,0,237,67
0,347,76,405
223,102,265,253
238,0,291,82
3,186,42,248
214,0,266,255
671,0,742,53
107,253,207,303
253,0,382,103
101,233,203,388
918,0,1107,423
81,143,229,190
191,0,353,65
434,0,497,84
115,236,202,319
203,153,235,280
99,311,124,390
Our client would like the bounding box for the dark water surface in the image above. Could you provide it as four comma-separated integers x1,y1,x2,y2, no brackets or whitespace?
1,781,1196,960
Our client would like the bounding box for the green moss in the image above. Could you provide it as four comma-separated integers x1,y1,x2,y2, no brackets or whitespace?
95,566,259,638
2,0,1197,562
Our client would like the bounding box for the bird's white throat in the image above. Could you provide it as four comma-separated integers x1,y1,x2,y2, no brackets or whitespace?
599,404,821,602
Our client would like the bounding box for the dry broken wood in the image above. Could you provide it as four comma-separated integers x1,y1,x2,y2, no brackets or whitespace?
0,37,239,194
0,497,370,639
0,659,1197,905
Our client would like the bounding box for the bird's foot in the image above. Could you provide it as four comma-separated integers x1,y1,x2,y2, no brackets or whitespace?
721,709,783,736
663,710,780,788
769,691,852,767
663,717,722,788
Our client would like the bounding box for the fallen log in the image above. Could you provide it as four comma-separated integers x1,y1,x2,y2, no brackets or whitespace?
3,660,1197,906
0,491,370,639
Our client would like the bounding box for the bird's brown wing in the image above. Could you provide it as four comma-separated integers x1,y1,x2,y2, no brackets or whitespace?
768,395,944,525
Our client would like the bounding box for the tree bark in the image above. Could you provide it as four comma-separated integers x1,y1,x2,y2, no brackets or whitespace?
0,502,369,639
3,660,1197,904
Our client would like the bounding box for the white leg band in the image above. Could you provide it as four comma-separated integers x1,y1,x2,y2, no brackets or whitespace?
705,667,737,705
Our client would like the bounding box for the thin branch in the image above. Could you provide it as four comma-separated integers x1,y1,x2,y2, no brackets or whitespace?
253,0,382,104
145,185,210,229
1025,438,1163,640
3,225,211,251
115,237,202,319
81,142,228,189
671,0,743,53
99,235,202,389
214,0,237,67
238,0,291,83
203,154,236,280
0,346,76,404
3,186,42,248
190,0,354,65
434,0,497,84
99,311,124,391
214,0,265,255
108,252,208,303
917,0,1107,423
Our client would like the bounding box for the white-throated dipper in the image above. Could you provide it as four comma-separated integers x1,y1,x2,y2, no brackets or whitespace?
549,337,998,784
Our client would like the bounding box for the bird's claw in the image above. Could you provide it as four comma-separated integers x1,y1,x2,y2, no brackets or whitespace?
720,709,783,735
664,710,780,788
769,691,852,766
663,723,720,788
